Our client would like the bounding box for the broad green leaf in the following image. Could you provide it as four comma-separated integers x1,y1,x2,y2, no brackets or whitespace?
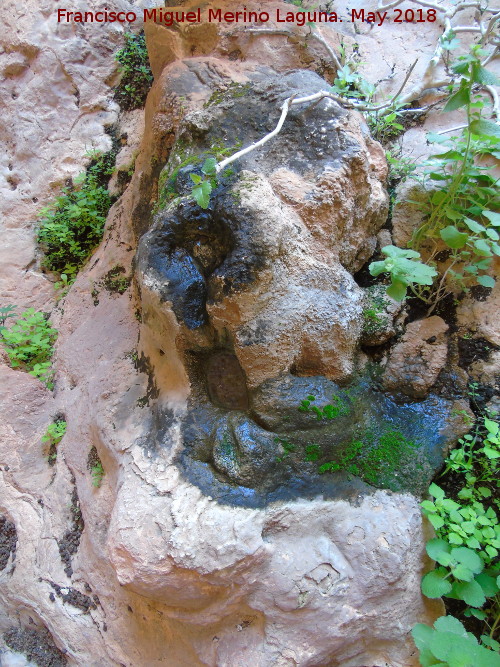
483,211,500,227
440,226,468,249
443,87,470,112
471,64,500,86
429,483,445,500
477,275,495,288
470,119,500,139
421,569,453,598
202,157,217,176
434,615,467,636
192,180,212,209
426,538,451,562
429,631,478,665
387,279,407,301
463,217,484,233
484,418,499,435
475,572,500,596
483,446,500,459
368,260,386,277
450,547,483,574
474,239,493,256
452,579,486,607
452,564,474,582
190,173,202,184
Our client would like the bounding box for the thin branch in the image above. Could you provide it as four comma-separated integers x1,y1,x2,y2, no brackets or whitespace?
486,84,500,118
309,28,342,70
437,124,468,134
215,95,297,173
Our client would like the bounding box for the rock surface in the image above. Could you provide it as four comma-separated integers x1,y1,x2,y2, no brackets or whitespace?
382,316,449,399
2,0,493,665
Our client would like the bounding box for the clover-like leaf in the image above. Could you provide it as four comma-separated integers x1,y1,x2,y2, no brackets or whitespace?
421,569,453,598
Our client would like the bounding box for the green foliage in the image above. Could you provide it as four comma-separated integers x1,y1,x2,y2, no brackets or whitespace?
42,420,67,447
304,443,321,462
91,461,105,488
37,151,114,278
318,427,421,491
369,245,437,301
367,106,406,144
412,615,500,667
415,415,500,660
0,305,16,329
409,46,500,300
114,31,153,110
385,148,417,186
275,436,296,461
298,394,350,419
330,63,375,102
0,308,57,388
42,419,66,464
190,158,217,209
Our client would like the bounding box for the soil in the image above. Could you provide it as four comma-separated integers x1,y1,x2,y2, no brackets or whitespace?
0,514,17,570
457,336,499,370
57,476,84,578
3,626,67,666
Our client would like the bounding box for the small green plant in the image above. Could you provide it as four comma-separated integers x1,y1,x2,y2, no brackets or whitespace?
317,427,422,491
114,31,153,110
0,305,16,329
304,444,321,462
407,45,500,307
0,308,57,388
367,106,406,144
385,148,417,186
412,615,500,667
42,419,66,464
101,265,131,294
37,150,114,279
298,394,350,419
189,157,218,209
91,461,105,488
329,62,375,102
369,245,438,301
275,436,296,461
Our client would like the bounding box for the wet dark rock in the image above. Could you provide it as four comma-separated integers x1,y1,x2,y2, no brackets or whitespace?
205,351,249,410
0,514,17,571
175,373,470,504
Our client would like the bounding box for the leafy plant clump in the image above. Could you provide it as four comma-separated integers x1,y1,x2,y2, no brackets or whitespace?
412,615,500,667
42,419,67,465
369,245,438,301
87,446,105,488
0,308,58,388
37,150,114,280
114,31,153,110
415,415,500,661
406,45,500,307
91,461,105,488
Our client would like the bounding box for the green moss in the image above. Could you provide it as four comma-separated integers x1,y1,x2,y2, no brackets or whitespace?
102,265,131,294
298,393,350,419
319,427,420,491
362,289,390,337
155,138,243,212
204,82,251,108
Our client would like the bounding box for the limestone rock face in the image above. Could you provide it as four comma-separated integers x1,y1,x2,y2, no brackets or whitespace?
0,3,465,666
